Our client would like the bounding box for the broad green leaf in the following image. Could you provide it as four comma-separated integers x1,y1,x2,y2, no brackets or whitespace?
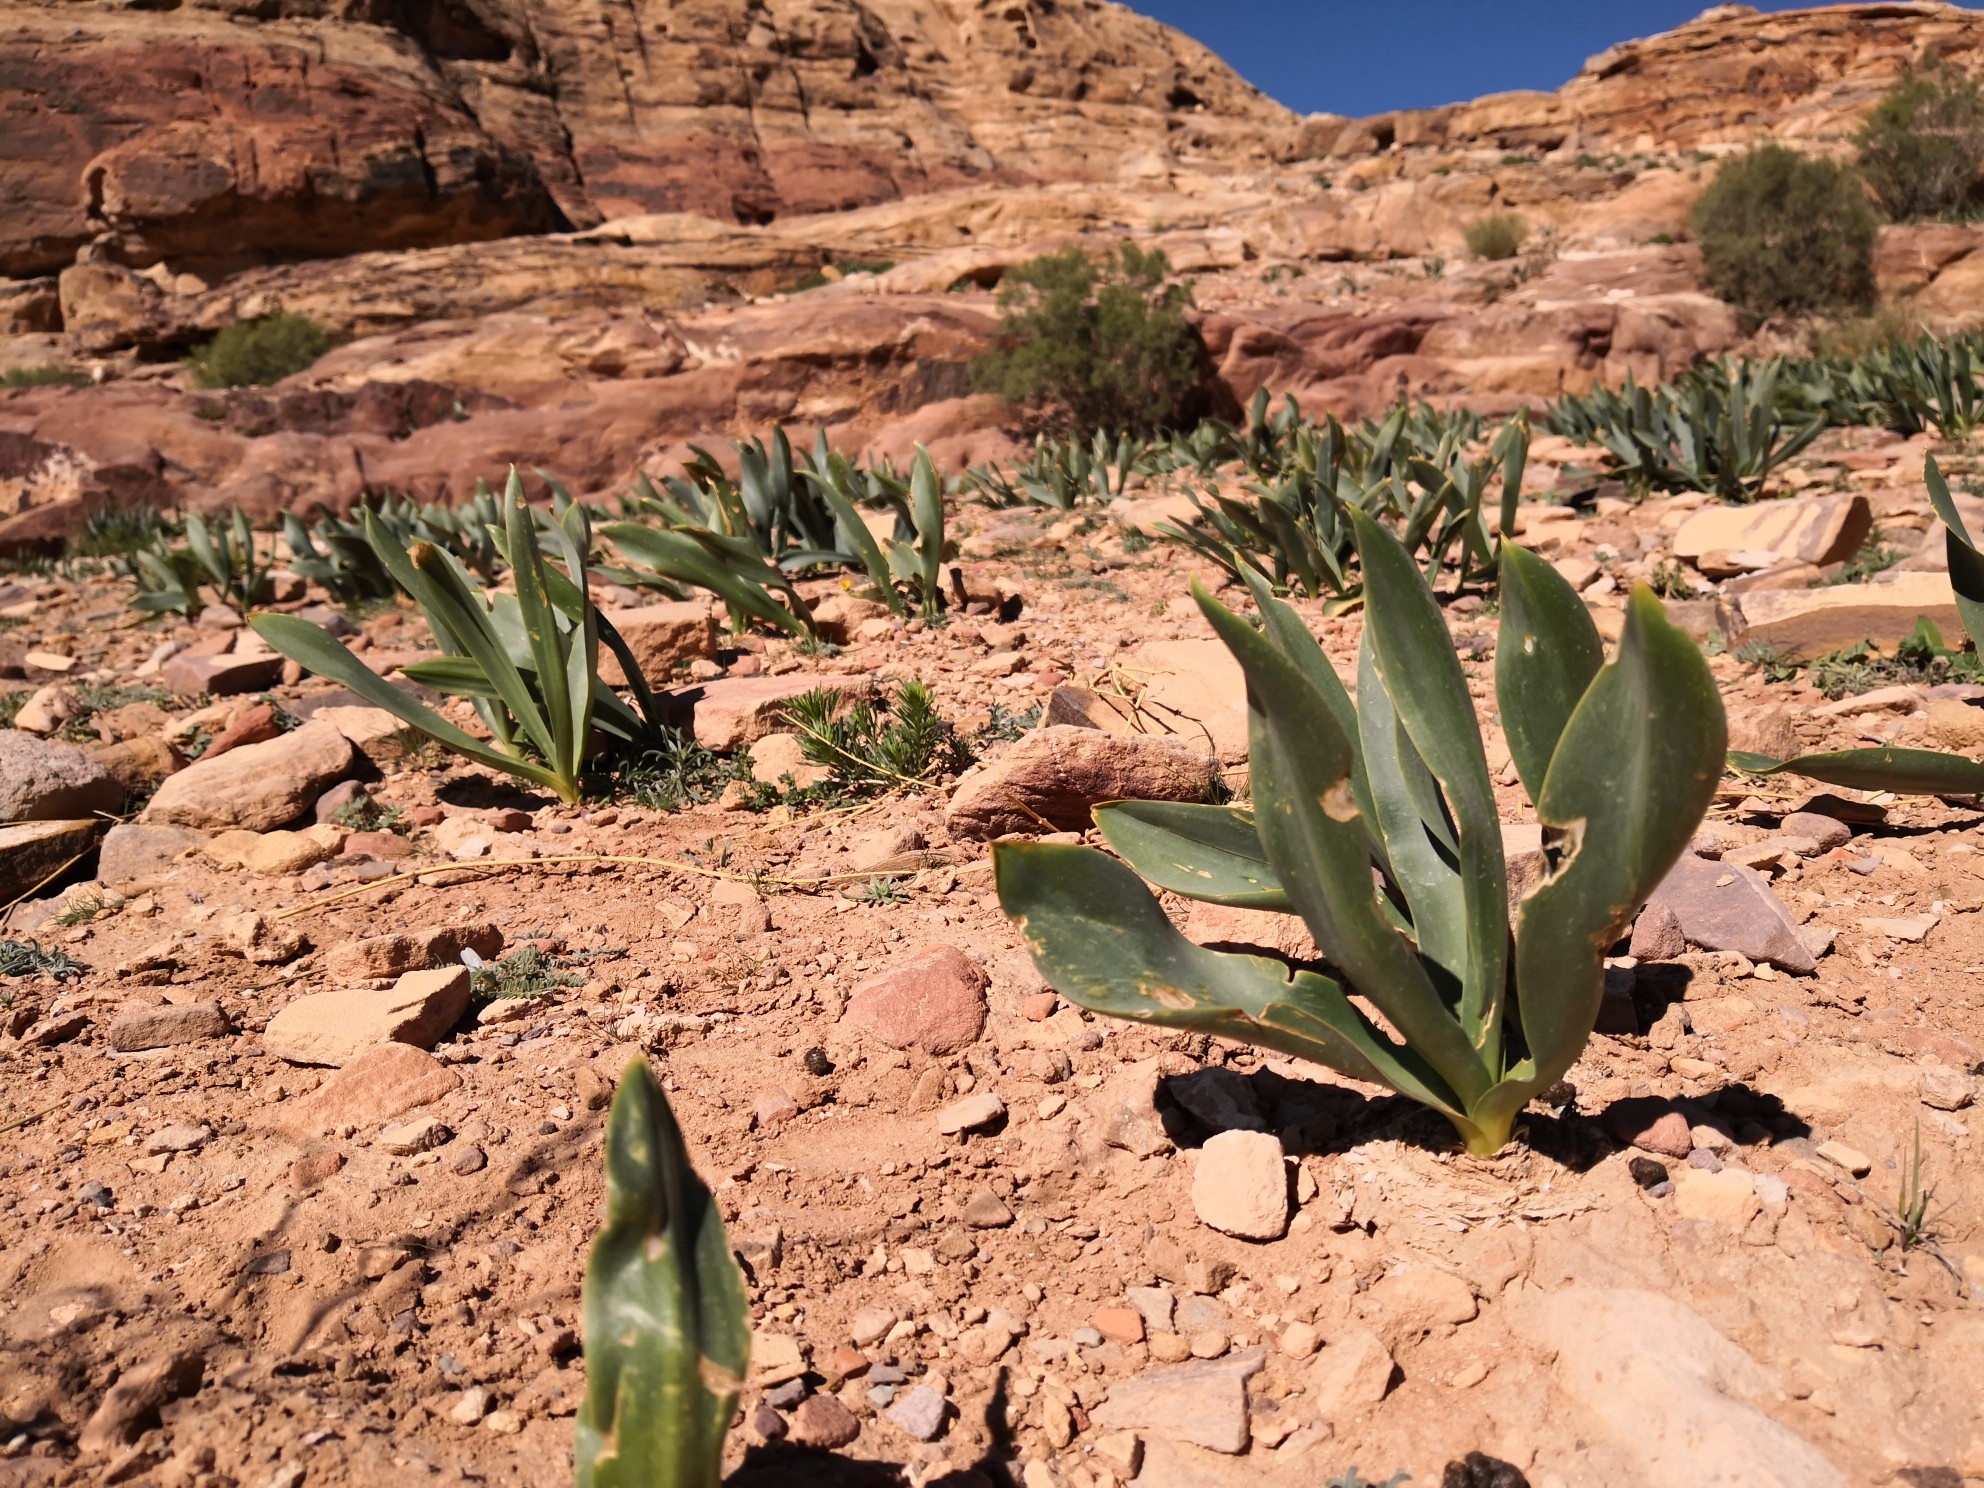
1350,508,1507,1061
812,478,904,616
504,469,580,782
1484,585,1725,1143
1729,745,1984,795
1357,635,1462,977
1496,542,1604,802
1194,580,1489,1107
1093,800,1291,910
250,613,561,793
603,524,807,635
1237,569,1378,837
1926,455,1984,649
911,446,945,613
995,842,1464,1118
578,1060,748,1488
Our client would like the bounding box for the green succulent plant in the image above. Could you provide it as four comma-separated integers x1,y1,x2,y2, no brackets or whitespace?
125,507,271,618
994,518,1726,1155
578,1059,749,1488
1730,454,1984,796
253,469,664,804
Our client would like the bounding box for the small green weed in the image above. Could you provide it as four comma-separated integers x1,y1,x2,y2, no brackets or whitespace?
75,503,173,559
617,729,747,812
332,799,405,835
784,680,969,797
0,941,88,980
857,876,908,904
471,940,625,1001
1807,619,1984,698
1826,531,1902,585
1120,528,1152,555
1733,637,1798,683
974,702,1042,748
1649,560,1698,600
53,893,112,928
1893,1119,1947,1251
0,692,26,729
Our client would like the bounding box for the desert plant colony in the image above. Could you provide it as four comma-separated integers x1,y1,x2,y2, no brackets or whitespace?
2,23,1984,1488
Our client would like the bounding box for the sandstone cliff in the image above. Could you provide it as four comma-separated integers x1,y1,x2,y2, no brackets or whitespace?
0,0,1296,278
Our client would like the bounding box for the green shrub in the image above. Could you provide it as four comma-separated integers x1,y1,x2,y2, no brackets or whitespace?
1855,61,1984,221
1692,146,1877,318
2,366,89,389
1462,213,1528,261
184,310,333,389
972,244,1203,437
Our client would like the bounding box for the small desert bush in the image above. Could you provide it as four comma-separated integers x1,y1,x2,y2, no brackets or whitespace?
1693,146,1876,319
972,244,1202,437
2,365,88,389
1855,61,1984,221
184,310,333,389
1463,213,1528,261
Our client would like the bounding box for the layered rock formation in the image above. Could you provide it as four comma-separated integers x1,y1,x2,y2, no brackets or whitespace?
0,0,1295,278
1306,1,1984,157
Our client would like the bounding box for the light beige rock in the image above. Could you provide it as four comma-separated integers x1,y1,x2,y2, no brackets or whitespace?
204,824,345,876
1672,494,1870,569
307,705,412,767
1520,1288,1848,1488
263,967,473,1066
379,1116,453,1154
0,818,101,901
141,722,354,832
946,725,1217,839
1118,638,1249,762
1673,1168,1761,1228
599,601,718,687
1734,575,1962,663
1190,1129,1289,1240
1925,698,1984,753
750,731,830,788
1308,1329,1396,1416
324,923,505,982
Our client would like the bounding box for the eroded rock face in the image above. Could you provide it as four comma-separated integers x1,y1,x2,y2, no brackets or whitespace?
0,0,1293,277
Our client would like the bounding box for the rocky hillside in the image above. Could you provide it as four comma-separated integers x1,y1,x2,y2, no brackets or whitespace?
0,0,1295,279
7,2,1984,542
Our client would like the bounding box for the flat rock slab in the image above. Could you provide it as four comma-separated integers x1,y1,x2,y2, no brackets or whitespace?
204,825,345,876
1090,1347,1265,1454
107,1000,232,1052
1643,854,1816,973
1734,574,1961,663
97,822,208,890
599,601,717,687
142,722,354,832
1519,1287,1848,1488
264,967,472,1065
0,732,123,822
162,651,284,697
659,673,874,752
1673,492,1870,568
324,922,506,982
946,725,1218,839
0,818,103,901
279,1043,461,1135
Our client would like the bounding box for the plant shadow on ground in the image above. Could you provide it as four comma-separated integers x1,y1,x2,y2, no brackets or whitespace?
434,777,558,813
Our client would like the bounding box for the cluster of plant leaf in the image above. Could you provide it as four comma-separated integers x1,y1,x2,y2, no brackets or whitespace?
121,508,274,619
0,941,88,980
996,529,1726,1156
282,487,504,603
253,472,674,804
600,428,951,630
1542,359,1823,503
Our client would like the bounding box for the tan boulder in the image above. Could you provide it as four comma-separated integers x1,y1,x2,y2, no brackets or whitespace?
263,967,472,1066
1672,493,1871,570
1734,575,1963,663
204,825,346,876
141,721,354,832
600,602,718,688
0,818,102,901
946,725,1218,839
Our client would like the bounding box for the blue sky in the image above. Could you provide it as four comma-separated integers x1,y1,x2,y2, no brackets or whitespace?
1134,1,1862,117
